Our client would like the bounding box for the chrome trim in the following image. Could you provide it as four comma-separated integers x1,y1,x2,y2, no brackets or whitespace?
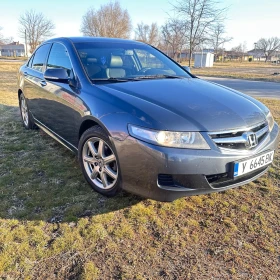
209,122,269,152
256,125,269,138
216,134,270,155
212,135,247,144
212,125,269,144
208,121,267,135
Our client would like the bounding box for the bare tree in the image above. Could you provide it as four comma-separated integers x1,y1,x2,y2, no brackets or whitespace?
0,26,4,44
135,22,160,46
208,23,232,60
256,37,280,62
173,0,227,66
81,1,132,39
230,42,247,61
19,10,55,54
0,27,14,44
4,37,14,44
161,18,187,60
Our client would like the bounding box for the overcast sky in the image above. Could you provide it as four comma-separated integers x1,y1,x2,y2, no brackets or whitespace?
0,0,279,50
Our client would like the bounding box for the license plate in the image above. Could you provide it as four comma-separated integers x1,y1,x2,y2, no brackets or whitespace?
233,151,274,177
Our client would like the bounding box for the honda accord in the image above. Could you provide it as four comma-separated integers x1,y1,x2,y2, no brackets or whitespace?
17,37,279,201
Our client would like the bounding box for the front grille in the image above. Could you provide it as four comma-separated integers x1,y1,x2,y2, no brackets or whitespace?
209,122,269,150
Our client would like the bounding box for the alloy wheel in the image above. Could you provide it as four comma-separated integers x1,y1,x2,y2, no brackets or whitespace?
82,137,118,190
20,96,29,126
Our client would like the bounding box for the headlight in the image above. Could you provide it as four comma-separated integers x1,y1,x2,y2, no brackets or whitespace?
266,111,274,132
128,125,210,149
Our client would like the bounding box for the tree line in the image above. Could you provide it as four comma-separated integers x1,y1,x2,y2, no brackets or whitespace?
1,0,279,64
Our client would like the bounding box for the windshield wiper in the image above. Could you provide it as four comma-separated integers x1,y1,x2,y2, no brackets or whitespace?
134,74,185,80
91,77,133,83
91,75,185,83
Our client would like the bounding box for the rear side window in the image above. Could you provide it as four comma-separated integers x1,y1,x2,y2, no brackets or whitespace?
47,43,72,77
31,44,51,72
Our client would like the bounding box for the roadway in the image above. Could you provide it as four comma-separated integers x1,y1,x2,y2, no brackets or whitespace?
201,76,280,99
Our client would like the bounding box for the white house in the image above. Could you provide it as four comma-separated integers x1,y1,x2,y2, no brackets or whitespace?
0,42,25,57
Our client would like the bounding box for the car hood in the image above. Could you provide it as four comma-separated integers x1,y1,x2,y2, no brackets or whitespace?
98,78,266,132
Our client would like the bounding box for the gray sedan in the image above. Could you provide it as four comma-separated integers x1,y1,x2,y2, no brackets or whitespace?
17,37,279,201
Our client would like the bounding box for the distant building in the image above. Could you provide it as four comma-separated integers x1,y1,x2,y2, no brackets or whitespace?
222,50,249,61
247,49,280,62
247,49,266,61
0,42,25,57
272,51,280,63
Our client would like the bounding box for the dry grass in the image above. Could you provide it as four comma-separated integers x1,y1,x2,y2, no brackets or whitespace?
0,56,27,61
183,61,280,83
0,61,279,279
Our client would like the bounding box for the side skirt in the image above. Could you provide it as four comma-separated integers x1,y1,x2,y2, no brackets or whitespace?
34,118,78,154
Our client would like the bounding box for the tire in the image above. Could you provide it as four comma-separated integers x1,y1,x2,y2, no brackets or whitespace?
19,93,37,129
78,126,122,197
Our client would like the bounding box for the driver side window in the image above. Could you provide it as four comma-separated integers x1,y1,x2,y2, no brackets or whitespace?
47,43,73,77
31,44,51,72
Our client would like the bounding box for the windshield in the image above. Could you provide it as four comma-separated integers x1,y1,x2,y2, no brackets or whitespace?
74,42,192,82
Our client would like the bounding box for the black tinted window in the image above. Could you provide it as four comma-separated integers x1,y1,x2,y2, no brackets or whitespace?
31,44,51,72
47,43,72,77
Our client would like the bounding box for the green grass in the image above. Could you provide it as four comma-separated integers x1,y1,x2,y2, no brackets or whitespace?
0,61,279,279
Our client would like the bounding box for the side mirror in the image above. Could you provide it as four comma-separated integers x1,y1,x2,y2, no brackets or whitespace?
183,66,191,73
44,68,69,83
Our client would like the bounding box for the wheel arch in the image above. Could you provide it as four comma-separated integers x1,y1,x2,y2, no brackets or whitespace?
79,112,139,143
79,116,111,140
18,89,23,99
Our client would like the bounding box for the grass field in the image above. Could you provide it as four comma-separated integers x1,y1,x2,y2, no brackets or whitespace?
0,56,27,61
183,61,280,83
0,61,280,279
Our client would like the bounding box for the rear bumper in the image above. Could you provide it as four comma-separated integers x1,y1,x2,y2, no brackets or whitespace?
113,123,279,201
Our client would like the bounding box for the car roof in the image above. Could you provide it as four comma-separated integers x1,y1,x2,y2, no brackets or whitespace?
44,37,146,46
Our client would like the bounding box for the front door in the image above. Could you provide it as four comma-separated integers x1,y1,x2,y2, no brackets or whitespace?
38,42,81,146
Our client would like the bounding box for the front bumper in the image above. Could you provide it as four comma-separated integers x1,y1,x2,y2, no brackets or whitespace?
113,122,279,201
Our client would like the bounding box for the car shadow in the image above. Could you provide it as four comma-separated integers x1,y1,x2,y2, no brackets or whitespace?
0,103,144,222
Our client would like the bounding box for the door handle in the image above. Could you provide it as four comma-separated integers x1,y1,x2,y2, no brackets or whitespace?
23,72,28,76
40,80,47,87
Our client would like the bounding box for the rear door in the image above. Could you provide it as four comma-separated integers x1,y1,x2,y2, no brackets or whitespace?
23,43,52,121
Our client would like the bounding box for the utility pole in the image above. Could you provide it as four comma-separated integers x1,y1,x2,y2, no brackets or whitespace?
222,43,225,63
24,29,27,57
